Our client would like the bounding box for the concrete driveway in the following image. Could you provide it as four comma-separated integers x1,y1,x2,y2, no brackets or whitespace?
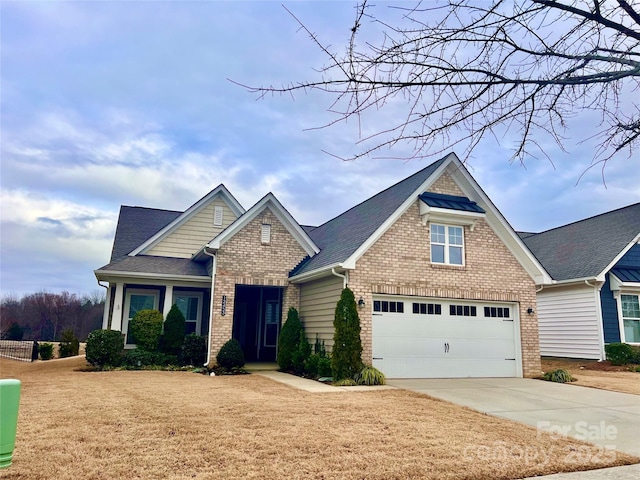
387,378,640,457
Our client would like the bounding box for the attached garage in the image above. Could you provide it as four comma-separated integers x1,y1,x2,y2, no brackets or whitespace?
372,296,522,378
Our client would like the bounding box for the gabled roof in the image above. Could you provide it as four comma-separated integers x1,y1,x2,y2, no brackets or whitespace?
207,192,319,257
129,185,244,256
290,152,551,284
522,203,640,281
110,206,181,261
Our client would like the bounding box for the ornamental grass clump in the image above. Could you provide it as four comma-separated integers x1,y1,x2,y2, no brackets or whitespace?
542,369,576,383
354,365,386,385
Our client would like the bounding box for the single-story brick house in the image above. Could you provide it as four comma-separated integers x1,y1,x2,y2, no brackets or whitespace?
521,203,640,360
95,152,552,378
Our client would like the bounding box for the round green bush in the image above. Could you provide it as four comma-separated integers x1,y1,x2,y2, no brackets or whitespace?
39,342,54,360
163,304,186,355
86,329,124,368
129,309,163,351
605,342,635,366
216,338,245,370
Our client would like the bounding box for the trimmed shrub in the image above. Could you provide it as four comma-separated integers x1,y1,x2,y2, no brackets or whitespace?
59,328,80,358
86,329,124,368
182,334,207,366
605,342,635,366
121,349,178,368
630,345,640,365
542,369,576,383
292,330,311,375
331,287,363,381
163,304,186,355
354,365,386,385
277,307,303,371
216,338,245,370
305,353,332,378
129,309,163,351
39,342,54,360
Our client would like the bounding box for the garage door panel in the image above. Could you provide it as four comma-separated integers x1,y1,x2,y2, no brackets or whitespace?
372,296,520,378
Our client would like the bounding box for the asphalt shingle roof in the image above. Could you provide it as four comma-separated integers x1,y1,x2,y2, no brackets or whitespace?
110,206,181,260
522,203,640,281
100,256,209,276
293,156,447,276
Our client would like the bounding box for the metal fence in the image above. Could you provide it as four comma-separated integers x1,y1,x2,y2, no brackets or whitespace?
0,340,38,362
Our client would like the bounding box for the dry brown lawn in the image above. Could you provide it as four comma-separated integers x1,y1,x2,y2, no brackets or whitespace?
0,357,637,480
541,357,640,395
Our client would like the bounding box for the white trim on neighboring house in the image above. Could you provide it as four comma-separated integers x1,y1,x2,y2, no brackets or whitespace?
595,236,640,282
128,185,245,256
207,192,320,257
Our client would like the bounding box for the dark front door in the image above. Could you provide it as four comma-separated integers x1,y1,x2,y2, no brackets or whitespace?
232,285,282,362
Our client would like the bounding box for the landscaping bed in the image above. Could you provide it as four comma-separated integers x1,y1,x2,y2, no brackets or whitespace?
541,357,640,395
1,357,637,480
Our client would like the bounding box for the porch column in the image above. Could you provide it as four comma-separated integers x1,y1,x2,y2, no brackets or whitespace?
110,282,125,332
102,285,112,329
163,285,174,319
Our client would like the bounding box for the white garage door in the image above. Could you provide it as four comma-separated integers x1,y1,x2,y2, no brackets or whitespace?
372,296,520,378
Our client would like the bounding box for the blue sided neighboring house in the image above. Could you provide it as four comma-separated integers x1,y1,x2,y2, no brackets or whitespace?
521,203,640,360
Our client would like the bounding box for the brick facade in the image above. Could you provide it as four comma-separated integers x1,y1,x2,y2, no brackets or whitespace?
208,208,307,363
348,173,542,378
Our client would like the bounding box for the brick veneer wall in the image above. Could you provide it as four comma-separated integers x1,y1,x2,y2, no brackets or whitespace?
348,173,542,378
208,208,307,363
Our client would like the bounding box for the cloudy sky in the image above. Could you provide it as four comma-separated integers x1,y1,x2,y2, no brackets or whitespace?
1,1,639,298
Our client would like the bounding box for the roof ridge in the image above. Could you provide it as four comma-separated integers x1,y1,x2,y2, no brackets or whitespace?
535,202,640,235
122,205,183,214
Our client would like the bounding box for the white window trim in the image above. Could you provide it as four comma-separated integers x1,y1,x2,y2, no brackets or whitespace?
172,291,203,336
123,288,160,347
617,291,640,345
430,223,465,266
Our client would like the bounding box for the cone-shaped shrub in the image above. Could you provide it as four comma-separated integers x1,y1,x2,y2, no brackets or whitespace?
331,287,363,381
277,307,303,371
163,304,186,355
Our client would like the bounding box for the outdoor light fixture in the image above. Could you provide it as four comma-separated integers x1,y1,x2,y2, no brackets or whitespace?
527,308,535,314
358,297,365,307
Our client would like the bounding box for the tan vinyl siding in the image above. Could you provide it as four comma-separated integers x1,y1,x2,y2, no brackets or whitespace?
537,285,602,359
147,199,238,258
299,275,343,350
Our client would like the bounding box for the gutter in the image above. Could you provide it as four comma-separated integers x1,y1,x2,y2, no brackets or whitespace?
331,268,348,288
203,246,217,367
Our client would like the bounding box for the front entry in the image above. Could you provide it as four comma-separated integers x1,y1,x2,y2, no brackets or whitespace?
232,285,283,362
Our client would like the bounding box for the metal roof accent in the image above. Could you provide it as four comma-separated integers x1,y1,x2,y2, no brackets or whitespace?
419,192,485,214
611,267,640,283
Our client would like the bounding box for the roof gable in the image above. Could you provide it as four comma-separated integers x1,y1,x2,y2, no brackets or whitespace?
207,192,319,257
522,203,640,281
291,152,551,285
129,185,245,257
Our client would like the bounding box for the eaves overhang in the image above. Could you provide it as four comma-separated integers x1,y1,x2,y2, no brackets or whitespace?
94,269,211,286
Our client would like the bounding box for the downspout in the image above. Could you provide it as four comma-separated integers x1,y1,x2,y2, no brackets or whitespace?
203,247,217,367
97,280,109,330
586,279,607,361
331,268,348,288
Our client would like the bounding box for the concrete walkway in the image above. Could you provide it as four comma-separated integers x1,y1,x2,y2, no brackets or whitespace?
254,370,395,393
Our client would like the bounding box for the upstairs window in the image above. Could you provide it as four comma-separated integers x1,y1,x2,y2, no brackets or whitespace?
430,224,464,265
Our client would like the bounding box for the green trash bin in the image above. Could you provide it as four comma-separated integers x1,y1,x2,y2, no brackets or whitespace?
0,379,21,469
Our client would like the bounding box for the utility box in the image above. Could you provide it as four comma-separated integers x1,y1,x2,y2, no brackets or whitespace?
0,379,21,469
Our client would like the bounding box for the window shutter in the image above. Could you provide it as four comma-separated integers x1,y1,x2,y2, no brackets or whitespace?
214,206,223,226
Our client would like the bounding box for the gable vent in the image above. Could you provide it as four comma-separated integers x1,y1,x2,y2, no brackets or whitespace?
214,206,223,226
261,224,271,244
